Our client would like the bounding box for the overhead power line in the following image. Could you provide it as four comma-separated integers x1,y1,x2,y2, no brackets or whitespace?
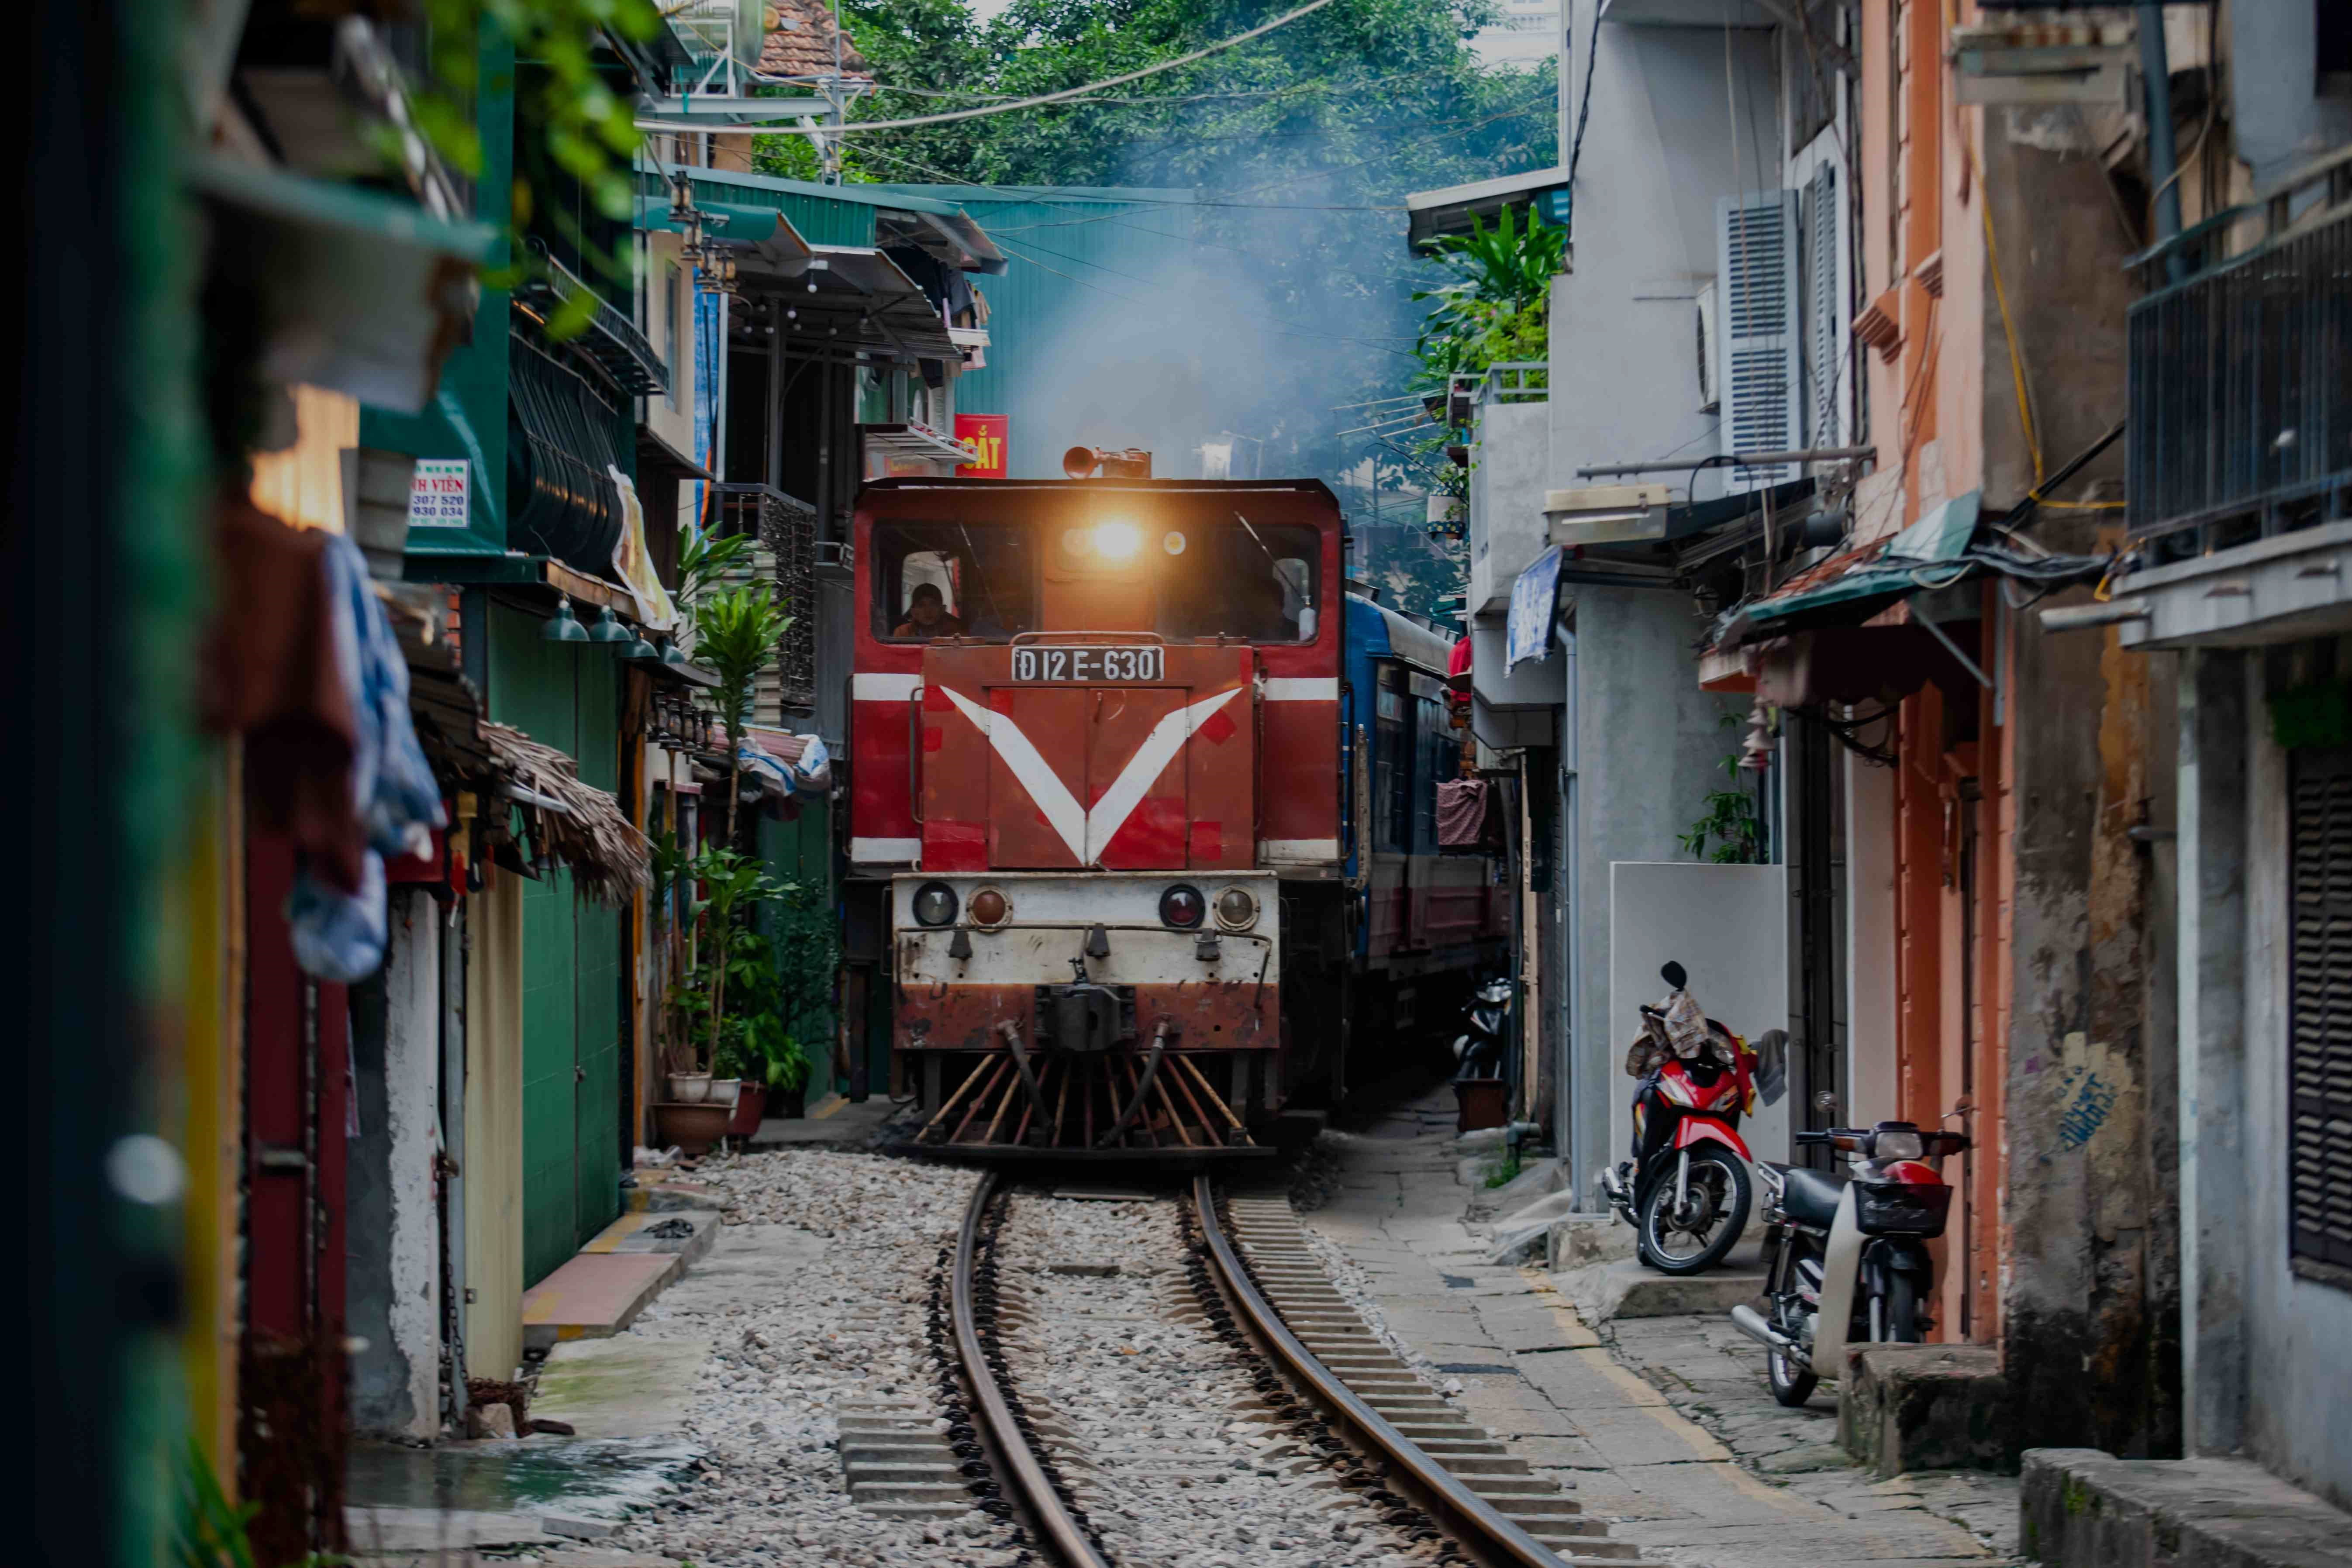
826,0,1342,134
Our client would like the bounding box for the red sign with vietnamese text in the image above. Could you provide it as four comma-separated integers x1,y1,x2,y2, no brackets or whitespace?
955,414,1008,479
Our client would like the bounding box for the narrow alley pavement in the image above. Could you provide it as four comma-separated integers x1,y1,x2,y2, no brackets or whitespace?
1299,1089,2021,1568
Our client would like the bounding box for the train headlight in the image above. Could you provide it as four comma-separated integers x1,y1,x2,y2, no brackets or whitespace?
1159,883,1206,929
968,887,1010,929
1214,886,1258,930
911,882,959,927
1093,520,1142,560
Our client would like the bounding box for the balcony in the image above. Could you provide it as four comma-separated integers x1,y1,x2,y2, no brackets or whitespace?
2128,151,2352,560
1466,361,1552,616
711,483,819,712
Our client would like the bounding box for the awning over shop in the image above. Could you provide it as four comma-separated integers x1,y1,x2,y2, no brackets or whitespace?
1704,487,2117,706
1406,166,1571,251
1547,477,1818,561
718,231,960,359
1713,492,1982,649
186,152,496,414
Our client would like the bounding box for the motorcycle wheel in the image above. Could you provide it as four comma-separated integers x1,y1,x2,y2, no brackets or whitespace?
1636,1151,1752,1275
1885,1275,1923,1343
1768,1345,1817,1408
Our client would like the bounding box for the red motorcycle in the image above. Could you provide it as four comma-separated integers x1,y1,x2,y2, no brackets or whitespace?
1597,961,1786,1275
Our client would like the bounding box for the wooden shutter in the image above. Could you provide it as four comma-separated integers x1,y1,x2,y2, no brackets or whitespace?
1717,190,1802,493
2290,746,2352,1275
1801,160,1847,449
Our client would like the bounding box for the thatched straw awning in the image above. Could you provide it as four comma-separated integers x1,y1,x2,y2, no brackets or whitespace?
481,721,650,905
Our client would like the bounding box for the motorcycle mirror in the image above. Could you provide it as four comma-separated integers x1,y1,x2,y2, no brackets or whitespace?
1754,1028,1789,1106
1660,960,1687,989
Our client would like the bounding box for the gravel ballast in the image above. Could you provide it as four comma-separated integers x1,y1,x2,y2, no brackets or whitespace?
595,1150,1024,1568
987,1189,1444,1567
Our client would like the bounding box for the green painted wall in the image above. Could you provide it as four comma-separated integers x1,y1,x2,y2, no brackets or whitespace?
486,602,627,1285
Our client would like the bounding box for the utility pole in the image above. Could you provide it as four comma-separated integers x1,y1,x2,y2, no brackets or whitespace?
827,0,845,184
1558,0,1575,174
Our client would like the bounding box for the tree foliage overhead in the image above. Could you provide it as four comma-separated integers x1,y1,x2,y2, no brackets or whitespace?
757,0,1556,532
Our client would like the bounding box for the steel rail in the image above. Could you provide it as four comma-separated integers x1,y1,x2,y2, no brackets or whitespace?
952,1172,1113,1568
1192,1175,1573,1568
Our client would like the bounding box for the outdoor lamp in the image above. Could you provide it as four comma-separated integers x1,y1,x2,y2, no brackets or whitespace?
660,636,690,666
586,606,633,645
621,625,660,660
543,597,590,642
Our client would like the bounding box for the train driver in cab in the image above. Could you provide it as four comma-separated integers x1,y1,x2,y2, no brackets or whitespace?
893,581,965,640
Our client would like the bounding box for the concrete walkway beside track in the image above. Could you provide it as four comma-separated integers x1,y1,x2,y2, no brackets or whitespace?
1303,1089,2021,1568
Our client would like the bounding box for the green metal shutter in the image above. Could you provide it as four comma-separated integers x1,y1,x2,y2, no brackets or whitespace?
570,648,625,1249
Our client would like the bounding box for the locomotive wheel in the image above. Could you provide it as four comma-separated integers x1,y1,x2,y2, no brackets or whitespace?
1637,1152,1750,1275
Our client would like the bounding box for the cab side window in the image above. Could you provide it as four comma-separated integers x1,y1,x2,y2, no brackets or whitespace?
872,523,1033,641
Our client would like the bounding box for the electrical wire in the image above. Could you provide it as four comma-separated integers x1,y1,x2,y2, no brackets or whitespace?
823,0,1344,133
844,144,1426,353
965,96,1559,231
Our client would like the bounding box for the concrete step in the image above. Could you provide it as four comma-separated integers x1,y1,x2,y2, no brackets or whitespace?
2021,1449,2352,1568
1549,1240,1766,1323
519,1254,681,1352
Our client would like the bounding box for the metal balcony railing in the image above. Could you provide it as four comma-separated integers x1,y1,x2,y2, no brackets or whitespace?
1480,361,1549,405
2128,148,2352,556
712,482,819,711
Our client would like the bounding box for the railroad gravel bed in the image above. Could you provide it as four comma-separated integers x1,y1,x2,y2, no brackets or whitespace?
990,1189,1443,1567
597,1150,1025,1568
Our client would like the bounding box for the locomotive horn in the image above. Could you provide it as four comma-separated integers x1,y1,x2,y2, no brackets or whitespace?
1062,445,1153,480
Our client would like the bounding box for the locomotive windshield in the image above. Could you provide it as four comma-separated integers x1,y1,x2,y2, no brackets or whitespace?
873,521,1037,641
873,513,1317,643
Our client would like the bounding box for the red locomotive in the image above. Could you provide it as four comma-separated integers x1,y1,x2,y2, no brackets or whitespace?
846,466,1505,1158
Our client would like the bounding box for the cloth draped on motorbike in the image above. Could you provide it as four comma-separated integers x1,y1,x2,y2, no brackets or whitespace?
1623,985,1730,1076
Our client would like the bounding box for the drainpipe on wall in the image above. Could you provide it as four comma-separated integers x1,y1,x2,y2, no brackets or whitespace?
2137,1,2187,282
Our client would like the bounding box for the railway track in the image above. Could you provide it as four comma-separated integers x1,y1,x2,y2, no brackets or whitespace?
942,1172,1670,1568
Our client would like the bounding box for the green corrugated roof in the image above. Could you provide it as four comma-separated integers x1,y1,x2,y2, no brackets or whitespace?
860,183,1196,478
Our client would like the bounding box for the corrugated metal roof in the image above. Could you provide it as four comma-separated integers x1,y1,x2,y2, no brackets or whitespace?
859,185,1197,477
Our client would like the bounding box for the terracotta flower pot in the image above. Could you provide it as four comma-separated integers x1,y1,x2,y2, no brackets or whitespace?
1454,1078,1508,1134
725,1083,767,1138
652,1100,733,1156
667,1072,712,1104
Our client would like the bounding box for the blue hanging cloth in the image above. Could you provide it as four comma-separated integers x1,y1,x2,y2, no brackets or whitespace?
288,532,449,981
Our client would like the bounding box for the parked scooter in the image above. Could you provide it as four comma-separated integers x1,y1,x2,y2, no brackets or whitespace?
1729,1120,1971,1406
1597,962,1788,1275
1451,976,1514,1079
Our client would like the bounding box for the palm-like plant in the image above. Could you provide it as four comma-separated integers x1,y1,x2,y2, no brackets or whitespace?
692,581,793,842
